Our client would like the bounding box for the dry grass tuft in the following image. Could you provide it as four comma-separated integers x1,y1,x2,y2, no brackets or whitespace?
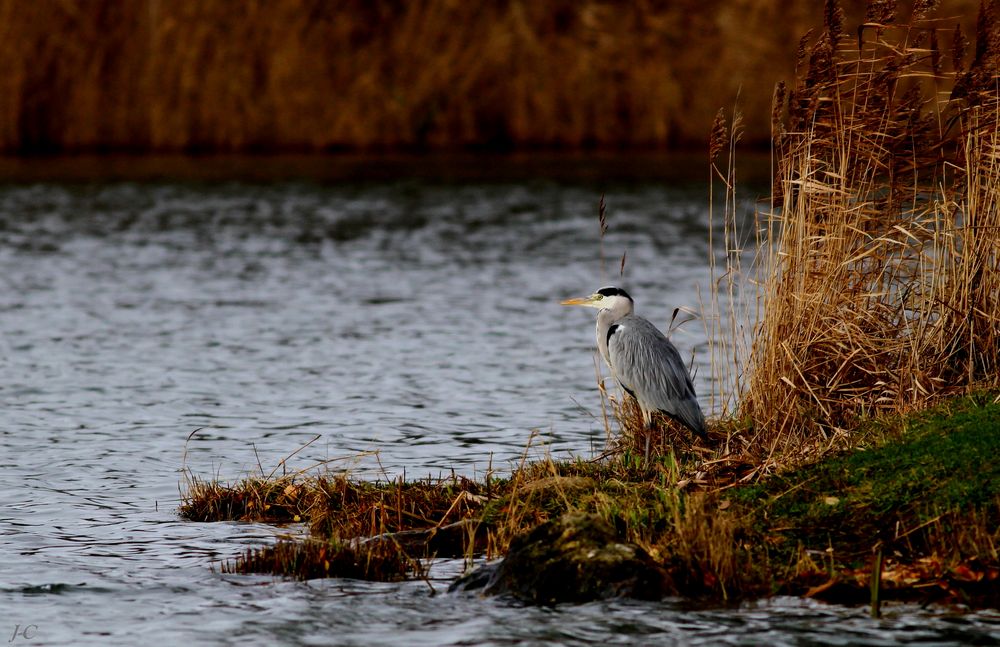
181,473,308,524
223,536,421,581
307,473,487,554
180,468,491,559
728,0,1000,464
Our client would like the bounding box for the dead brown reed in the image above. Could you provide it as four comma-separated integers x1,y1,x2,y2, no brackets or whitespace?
308,474,488,553
727,0,1000,463
181,473,307,524
0,0,980,153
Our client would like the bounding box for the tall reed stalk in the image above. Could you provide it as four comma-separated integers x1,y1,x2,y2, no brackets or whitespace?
729,0,1000,465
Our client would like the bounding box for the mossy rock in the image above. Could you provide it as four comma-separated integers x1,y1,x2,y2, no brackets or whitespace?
451,511,672,604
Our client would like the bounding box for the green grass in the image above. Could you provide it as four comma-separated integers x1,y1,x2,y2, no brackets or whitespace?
731,395,1000,565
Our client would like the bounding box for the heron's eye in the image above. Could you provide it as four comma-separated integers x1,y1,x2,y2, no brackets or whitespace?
595,294,603,300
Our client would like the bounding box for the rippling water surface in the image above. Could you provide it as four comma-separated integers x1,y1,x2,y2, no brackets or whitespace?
1,158,998,645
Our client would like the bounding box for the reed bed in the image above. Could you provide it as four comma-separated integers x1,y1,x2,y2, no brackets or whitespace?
0,0,979,153
715,0,1000,465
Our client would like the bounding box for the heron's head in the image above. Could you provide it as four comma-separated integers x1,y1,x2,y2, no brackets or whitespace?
560,286,633,313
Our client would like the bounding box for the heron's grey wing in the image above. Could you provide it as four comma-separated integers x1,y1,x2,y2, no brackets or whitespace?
606,315,707,439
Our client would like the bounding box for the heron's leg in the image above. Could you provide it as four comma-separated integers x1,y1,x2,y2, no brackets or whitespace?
642,416,653,464
636,407,653,464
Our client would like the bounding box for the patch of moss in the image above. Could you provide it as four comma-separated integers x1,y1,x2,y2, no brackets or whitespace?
734,396,1000,563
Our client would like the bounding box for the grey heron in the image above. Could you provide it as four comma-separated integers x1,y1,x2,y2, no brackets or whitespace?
561,286,708,444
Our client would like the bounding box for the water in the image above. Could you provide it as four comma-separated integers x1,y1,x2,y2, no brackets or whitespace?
1,159,998,645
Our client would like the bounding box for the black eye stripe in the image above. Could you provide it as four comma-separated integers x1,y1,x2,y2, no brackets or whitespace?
597,286,632,300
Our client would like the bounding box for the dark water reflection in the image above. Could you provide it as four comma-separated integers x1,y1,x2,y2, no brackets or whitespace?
1,168,997,645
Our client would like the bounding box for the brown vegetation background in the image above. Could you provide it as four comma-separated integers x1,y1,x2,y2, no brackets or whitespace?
0,0,978,154
720,0,1000,461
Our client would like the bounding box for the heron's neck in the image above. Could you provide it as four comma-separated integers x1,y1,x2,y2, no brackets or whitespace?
596,308,621,331
595,304,631,368
600,299,632,322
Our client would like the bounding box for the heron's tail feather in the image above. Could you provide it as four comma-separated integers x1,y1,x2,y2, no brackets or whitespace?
664,398,708,443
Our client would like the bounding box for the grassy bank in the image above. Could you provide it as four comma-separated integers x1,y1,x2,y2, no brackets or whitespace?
733,394,1000,605
181,395,1000,606
0,0,980,153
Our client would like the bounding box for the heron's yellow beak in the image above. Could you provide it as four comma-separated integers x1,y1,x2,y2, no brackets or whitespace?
560,295,595,307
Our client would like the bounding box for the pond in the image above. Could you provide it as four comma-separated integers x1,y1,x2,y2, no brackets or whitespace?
1,155,997,645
